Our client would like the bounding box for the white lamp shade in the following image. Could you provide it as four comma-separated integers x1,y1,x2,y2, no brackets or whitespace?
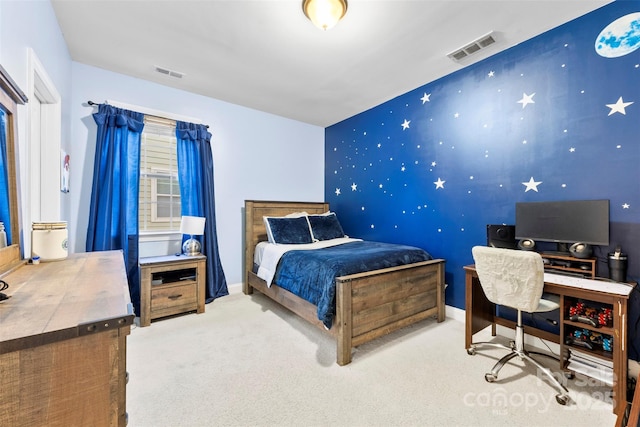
180,216,206,236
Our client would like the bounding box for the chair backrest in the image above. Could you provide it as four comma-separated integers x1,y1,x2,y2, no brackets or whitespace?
471,246,545,313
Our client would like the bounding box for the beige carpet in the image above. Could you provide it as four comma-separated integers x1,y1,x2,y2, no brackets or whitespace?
126,287,617,427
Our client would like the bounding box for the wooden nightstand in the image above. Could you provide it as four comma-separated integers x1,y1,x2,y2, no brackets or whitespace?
139,254,206,327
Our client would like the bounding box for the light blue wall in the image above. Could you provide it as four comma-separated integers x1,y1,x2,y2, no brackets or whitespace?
70,63,325,284
0,1,71,106
0,0,72,254
1,0,325,287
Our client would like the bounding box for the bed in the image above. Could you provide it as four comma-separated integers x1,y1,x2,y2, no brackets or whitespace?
244,200,446,365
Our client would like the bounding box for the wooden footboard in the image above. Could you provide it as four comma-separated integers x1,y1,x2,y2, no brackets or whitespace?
335,259,445,365
244,200,446,365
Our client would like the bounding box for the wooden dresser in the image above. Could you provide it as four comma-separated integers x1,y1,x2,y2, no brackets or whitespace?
0,251,134,427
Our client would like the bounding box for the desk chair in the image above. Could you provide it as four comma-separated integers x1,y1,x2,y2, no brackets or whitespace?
469,246,569,405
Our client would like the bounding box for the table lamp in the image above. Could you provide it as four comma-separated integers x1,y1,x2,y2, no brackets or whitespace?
180,216,206,256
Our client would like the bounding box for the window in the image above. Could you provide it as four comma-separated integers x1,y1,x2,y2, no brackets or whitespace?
139,116,181,233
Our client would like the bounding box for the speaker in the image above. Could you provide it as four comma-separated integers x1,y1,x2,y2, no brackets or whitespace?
486,224,517,249
569,242,592,259
518,238,536,251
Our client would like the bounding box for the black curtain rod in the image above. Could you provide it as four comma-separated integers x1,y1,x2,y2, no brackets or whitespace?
86,101,209,128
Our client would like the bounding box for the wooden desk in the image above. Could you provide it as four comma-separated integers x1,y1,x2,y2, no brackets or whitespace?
0,251,134,426
464,265,635,417
617,372,640,427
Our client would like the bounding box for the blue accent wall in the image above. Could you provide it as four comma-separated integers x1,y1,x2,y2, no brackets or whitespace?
325,2,640,356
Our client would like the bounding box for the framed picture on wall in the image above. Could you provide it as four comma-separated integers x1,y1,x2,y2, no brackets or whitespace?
61,150,69,193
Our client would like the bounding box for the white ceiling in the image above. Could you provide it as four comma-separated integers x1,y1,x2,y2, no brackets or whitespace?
51,0,611,127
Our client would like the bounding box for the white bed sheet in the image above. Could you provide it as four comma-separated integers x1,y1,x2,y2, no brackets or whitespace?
255,237,361,287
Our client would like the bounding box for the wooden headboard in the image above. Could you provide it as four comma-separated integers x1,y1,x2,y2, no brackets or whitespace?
244,200,329,282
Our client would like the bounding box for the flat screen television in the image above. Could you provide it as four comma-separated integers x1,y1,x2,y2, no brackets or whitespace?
515,200,610,249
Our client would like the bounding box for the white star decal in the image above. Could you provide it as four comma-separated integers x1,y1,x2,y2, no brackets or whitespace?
401,119,410,130
421,93,431,104
351,183,357,191
431,161,437,167
623,203,630,209
606,97,634,116
522,177,542,192
335,188,341,196
434,178,445,189
488,71,495,77
569,147,575,152
517,92,536,109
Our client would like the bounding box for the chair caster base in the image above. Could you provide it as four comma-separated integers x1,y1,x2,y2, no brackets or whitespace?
556,394,569,405
485,373,497,383
467,348,476,356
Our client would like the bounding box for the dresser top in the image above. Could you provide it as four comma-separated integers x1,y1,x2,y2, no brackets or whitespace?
0,251,134,354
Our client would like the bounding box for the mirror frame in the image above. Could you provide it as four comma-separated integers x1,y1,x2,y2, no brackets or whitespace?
0,64,28,275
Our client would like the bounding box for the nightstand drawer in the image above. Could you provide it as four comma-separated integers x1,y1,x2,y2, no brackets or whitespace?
151,282,197,316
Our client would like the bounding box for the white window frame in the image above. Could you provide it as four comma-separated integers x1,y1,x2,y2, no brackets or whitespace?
139,117,181,235
149,169,181,223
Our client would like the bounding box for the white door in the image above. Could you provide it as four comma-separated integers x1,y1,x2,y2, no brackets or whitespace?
27,49,62,255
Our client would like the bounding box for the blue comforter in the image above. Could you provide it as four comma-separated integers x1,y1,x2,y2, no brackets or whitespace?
272,241,432,329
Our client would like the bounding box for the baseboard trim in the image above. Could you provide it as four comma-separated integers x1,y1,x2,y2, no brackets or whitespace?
228,282,243,294
446,305,465,322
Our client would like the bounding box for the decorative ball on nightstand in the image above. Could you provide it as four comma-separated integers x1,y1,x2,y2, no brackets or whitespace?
182,238,202,256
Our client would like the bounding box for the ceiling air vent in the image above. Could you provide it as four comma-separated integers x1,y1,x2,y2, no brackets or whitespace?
154,66,185,79
447,31,497,62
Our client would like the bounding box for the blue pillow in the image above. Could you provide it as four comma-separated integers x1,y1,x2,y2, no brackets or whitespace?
308,213,346,241
264,216,313,244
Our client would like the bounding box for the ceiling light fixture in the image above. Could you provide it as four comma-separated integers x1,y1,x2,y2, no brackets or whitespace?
302,0,348,31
